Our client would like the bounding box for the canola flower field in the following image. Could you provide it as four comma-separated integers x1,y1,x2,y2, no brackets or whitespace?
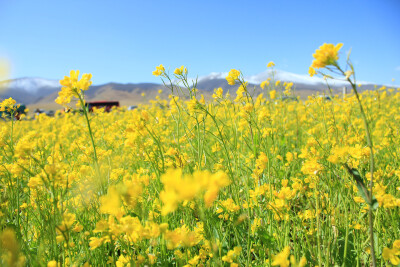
0,44,400,266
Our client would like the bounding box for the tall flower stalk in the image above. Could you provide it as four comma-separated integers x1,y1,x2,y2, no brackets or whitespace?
0,98,20,238
310,43,377,267
55,70,98,166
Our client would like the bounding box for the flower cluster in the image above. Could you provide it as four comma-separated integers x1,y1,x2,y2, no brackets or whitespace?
0,97,17,112
225,69,241,85
152,64,165,76
55,70,92,105
174,65,187,76
382,240,400,265
160,169,230,215
310,43,343,70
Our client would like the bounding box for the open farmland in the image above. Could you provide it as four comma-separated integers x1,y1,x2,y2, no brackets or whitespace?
1,45,400,266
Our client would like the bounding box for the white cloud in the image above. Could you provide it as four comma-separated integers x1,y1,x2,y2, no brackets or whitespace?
395,66,400,72
197,72,228,81
193,69,372,87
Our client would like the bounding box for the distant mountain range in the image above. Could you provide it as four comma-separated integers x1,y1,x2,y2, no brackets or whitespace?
0,69,389,109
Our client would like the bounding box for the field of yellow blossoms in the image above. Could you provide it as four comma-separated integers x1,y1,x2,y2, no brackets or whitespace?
1,44,400,266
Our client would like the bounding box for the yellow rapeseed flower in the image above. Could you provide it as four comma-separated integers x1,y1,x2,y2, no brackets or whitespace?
383,240,400,265
308,67,316,77
0,97,17,112
160,169,230,215
174,65,187,75
55,70,92,105
290,255,307,267
152,64,165,76
0,229,20,265
394,240,400,249
260,80,269,89
212,87,223,99
222,246,242,263
311,43,343,69
382,247,400,265
271,246,290,267
99,186,121,216
270,90,276,100
226,69,241,85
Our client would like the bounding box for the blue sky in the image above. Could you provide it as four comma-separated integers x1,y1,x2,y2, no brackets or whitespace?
0,0,399,85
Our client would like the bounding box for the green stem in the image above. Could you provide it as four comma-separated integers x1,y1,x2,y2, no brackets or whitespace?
337,66,376,267
77,92,98,166
315,189,322,266
10,112,14,155
342,199,349,267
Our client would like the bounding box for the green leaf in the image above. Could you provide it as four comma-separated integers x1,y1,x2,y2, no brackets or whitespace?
349,168,370,202
370,196,379,210
345,166,379,210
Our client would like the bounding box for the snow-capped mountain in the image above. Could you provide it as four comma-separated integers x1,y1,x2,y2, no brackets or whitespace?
0,77,61,104
1,77,60,93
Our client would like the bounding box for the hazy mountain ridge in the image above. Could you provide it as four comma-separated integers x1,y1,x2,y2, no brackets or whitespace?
0,70,392,108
